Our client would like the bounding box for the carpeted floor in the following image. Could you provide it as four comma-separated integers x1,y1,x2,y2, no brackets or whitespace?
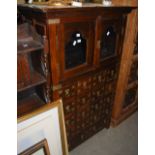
70,112,138,155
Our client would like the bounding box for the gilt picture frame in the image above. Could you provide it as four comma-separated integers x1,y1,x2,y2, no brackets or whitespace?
17,99,69,155
19,139,50,155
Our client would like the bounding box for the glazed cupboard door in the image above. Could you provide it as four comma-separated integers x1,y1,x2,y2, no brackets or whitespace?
57,17,95,80
95,16,126,66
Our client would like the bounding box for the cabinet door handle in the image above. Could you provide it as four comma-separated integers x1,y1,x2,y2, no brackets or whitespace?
48,19,60,25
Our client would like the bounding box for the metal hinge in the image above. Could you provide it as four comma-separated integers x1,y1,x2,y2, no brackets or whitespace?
48,19,60,25
52,84,62,91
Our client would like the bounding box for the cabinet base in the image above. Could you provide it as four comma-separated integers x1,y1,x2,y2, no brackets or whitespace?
111,106,137,127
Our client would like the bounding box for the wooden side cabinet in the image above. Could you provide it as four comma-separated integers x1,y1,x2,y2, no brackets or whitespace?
111,9,138,126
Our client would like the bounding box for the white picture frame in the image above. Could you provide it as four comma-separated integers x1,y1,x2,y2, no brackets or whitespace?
17,99,69,155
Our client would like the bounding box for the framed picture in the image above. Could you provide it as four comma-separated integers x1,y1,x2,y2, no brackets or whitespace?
19,139,50,155
17,99,69,155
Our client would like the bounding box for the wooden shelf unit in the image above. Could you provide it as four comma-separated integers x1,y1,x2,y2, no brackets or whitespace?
17,23,51,118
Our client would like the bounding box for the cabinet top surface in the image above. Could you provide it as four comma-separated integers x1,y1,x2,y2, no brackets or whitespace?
18,3,136,13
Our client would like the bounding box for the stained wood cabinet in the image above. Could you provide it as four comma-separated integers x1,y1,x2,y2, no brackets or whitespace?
18,5,135,150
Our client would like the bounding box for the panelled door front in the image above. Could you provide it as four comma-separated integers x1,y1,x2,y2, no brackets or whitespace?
57,17,95,80
95,16,126,66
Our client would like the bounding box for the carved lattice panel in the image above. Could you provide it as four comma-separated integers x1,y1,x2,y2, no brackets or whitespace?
90,98,103,125
58,82,76,100
63,97,76,116
105,66,117,82
77,93,91,110
65,114,77,138
59,63,118,150
77,107,91,131
76,93,91,132
103,93,115,127
77,76,92,95
92,73,106,90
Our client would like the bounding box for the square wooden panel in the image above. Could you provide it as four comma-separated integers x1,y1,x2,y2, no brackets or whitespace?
77,93,91,110
76,108,91,131
77,76,92,95
58,82,76,100
63,97,76,116
65,114,77,138
92,71,106,90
